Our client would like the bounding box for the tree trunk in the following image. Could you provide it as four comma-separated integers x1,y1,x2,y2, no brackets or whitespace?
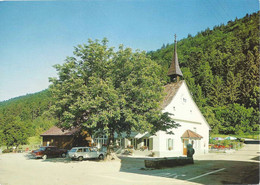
105,130,119,161
107,131,114,155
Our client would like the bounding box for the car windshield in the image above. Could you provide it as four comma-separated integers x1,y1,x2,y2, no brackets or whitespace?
70,148,77,152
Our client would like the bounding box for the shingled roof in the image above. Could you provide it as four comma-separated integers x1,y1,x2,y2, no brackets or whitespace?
167,35,183,78
161,80,184,109
181,129,203,139
40,126,80,136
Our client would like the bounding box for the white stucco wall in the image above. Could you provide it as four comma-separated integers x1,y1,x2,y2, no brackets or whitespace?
153,81,210,157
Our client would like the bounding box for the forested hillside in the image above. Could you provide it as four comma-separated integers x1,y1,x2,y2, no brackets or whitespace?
0,90,55,147
0,12,259,147
149,12,259,134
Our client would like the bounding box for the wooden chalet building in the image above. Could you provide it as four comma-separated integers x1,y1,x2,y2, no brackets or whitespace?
40,126,92,149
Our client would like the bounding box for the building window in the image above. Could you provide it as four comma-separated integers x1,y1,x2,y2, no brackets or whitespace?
143,138,150,147
94,135,108,148
130,139,136,148
167,138,173,151
130,139,134,146
173,106,176,111
183,98,187,103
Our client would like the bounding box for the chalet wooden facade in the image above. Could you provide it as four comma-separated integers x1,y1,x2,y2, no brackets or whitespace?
41,126,92,149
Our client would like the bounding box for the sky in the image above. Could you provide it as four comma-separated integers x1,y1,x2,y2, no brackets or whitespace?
0,0,258,102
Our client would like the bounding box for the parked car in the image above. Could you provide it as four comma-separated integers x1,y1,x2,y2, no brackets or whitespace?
31,146,67,159
68,147,106,161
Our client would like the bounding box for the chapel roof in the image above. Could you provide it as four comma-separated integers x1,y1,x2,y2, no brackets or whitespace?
40,126,80,136
161,80,184,109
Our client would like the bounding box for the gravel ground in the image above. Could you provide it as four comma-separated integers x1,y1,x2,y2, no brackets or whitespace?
0,153,198,185
0,144,259,185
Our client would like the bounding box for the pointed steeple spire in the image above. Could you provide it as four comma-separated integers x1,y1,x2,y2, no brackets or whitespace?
167,34,183,82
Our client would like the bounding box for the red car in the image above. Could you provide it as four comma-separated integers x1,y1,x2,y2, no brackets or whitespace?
31,146,67,159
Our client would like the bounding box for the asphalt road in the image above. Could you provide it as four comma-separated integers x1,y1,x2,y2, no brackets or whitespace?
0,144,259,185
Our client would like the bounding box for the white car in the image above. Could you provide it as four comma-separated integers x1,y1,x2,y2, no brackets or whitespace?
68,147,106,161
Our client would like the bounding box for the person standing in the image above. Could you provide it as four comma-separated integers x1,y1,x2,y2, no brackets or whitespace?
187,144,195,163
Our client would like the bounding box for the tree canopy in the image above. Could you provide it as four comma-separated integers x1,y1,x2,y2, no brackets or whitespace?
49,39,179,139
0,114,32,148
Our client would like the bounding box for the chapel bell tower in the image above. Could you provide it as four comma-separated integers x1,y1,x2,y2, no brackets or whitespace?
167,34,183,82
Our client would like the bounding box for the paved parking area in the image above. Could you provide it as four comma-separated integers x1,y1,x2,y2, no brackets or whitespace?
0,144,259,185
120,144,259,184
0,153,198,185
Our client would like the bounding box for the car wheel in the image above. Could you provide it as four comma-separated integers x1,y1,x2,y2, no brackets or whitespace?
42,155,47,160
78,156,83,161
61,153,66,158
98,154,104,160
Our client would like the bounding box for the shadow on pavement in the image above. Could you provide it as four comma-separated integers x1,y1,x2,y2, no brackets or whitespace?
119,157,259,185
251,156,260,161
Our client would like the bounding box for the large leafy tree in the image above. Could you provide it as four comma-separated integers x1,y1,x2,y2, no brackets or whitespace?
49,39,179,144
0,114,32,149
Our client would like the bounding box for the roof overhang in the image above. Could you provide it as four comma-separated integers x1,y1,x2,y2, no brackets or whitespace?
134,132,151,139
40,126,81,137
181,129,203,139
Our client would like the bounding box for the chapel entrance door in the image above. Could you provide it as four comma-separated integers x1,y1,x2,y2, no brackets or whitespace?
183,139,189,155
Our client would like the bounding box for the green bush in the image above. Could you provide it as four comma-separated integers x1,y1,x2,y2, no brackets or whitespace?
2,148,13,153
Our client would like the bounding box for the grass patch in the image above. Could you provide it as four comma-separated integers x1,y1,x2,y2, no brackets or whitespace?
28,136,42,145
210,131,260,140
0,136,42,152
22,136,42,150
